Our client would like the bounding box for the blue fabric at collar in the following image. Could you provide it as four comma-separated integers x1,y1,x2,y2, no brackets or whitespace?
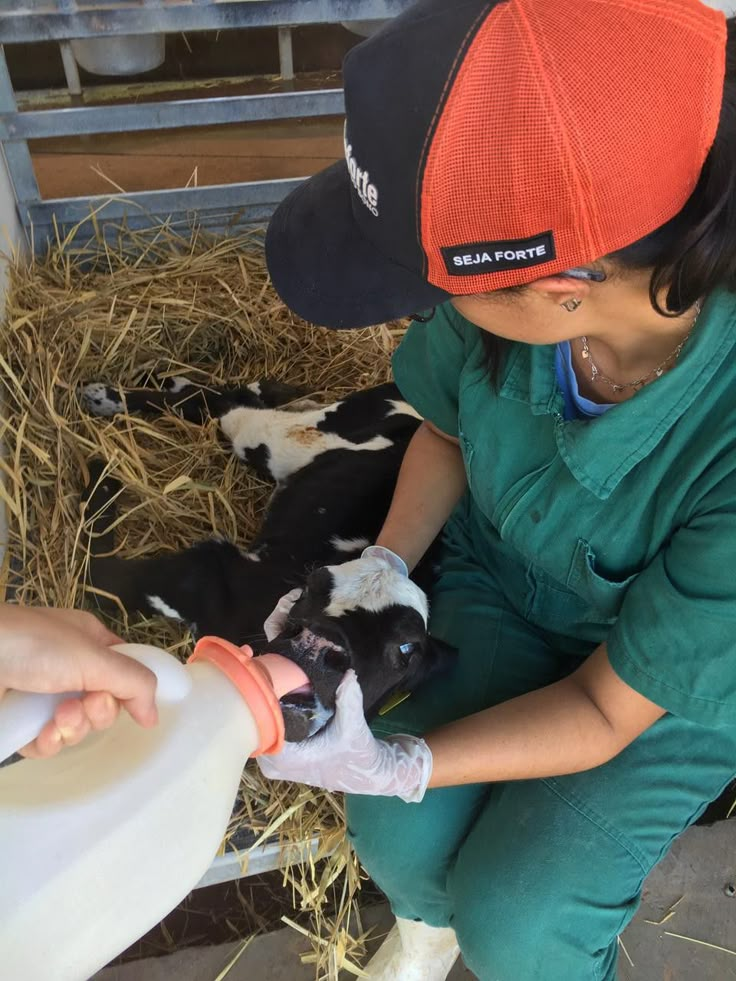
555,342,613,421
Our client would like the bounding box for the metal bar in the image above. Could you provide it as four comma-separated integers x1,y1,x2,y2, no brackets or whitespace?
23,207,284,253
25,208,279,254
196,837,321,888
58,40,82,96
13,72,312,112
0,88,345,140
0,1,413,44
21,177,306,228
277,26,294,82
0,46,40,206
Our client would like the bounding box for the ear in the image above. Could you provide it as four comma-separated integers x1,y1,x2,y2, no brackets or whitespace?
525,274,592,306
426,634,458,674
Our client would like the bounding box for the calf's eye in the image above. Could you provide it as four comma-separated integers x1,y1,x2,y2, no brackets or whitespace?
390,641,420,671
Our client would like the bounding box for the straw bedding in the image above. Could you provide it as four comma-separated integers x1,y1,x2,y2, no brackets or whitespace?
0,224,406,978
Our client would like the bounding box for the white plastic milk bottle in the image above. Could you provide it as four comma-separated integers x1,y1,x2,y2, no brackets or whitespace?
0,635,309,981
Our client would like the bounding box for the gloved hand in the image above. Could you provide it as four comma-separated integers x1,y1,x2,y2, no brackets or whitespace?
257,670,433,803
263,587,303,642
262,545,409,642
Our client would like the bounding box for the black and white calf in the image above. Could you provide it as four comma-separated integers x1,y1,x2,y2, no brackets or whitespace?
81,377,454,741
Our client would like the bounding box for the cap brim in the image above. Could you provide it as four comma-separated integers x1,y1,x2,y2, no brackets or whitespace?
265,162,450,329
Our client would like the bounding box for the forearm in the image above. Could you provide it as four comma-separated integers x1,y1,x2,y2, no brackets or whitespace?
427,679,617,787
376,421,467,571
426,646,665,787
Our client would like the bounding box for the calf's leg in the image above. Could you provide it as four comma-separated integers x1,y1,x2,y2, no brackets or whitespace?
81,460,269,643
80,375,307,424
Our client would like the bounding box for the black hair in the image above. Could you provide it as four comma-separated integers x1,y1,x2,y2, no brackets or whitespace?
481,16,736,385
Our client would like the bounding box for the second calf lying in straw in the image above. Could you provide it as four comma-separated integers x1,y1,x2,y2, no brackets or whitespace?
81,377,455,742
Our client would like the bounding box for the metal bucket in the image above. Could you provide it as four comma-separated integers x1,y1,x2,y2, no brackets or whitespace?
70,34,165,76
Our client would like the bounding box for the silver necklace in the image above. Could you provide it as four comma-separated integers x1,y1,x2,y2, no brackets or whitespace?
580,301,702,393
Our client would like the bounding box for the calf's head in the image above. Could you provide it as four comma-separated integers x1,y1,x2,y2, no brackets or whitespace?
266,556,456,741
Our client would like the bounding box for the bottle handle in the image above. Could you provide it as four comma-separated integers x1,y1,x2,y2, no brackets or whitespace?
0,643,192,764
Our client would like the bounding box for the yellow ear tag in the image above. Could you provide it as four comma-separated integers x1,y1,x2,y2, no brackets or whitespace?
378,690,411,716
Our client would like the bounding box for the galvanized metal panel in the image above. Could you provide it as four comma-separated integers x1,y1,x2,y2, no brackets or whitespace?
1,89,345,140
0,47,40,206
24,176,303,225
21,178,302,251
0,0,412,43
196,836,321,887
0,0,396,251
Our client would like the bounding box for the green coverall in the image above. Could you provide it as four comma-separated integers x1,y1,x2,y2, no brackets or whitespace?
346,289,736,980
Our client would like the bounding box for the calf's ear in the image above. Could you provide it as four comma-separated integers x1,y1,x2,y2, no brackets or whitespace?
426,634,458,675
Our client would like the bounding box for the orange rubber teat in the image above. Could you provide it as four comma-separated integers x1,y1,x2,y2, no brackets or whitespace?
252,653,310,699
188,638,308,756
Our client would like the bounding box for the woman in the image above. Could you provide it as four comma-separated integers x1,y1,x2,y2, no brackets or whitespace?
258,1,736,978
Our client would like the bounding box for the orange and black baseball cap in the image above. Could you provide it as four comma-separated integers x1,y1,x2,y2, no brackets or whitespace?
266,0,727,329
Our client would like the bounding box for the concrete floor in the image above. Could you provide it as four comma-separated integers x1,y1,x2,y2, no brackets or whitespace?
96,821,736,981
95,903,475,981
619,820,736,981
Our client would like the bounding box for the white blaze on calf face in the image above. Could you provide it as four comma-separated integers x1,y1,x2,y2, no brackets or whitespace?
219,404,393,482
324,556,429,625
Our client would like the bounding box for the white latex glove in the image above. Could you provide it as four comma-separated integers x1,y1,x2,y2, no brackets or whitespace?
257,670,433,803
263,587,303,642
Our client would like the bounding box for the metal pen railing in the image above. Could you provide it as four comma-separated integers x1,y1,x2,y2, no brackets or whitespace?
0,1,411,250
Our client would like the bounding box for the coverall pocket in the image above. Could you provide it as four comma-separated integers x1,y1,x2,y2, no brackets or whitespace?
566,539,638,623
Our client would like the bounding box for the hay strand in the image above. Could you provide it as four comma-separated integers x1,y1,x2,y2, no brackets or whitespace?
663,932,736,957
617,936,634,968
644,894,684,927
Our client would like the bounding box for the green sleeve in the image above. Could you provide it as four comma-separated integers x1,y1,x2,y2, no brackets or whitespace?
607,486,736,728
391,304,473,438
